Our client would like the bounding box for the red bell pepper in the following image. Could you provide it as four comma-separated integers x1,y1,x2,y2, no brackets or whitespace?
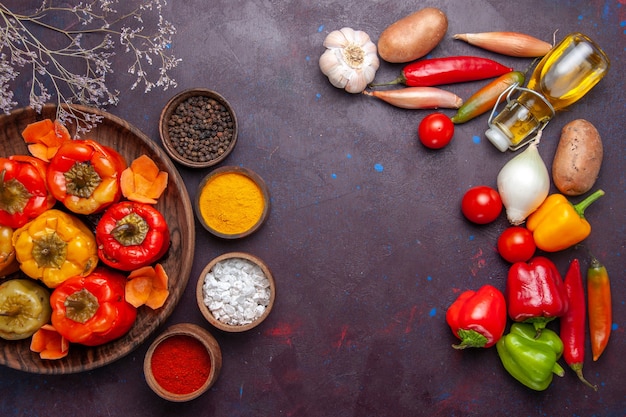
446,284,507,349
95,201,170,271
0,155,55,228
50,268,137,346
46,139,126,215
506,256,568,335
371,56,514,87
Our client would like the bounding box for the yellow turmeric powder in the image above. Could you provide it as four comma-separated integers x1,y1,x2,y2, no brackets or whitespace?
198,171,265,235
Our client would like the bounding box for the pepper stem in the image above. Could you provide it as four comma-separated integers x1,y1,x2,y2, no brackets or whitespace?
0,169,33,215
111,212,149,246
573,189,604,218
368,75,406,88
526,317,553,338
570,363,598,391
64,288,99,324
451,328,488,349
589,254,602,270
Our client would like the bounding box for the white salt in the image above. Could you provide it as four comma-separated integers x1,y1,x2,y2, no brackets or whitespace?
202,257,271,326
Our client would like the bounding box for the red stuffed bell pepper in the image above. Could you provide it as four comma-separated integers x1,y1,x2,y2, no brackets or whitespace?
96,201,170,271
446,284,507,349
0,155,55,228
47,139,126,215
50,268,137,346
506,256,568,335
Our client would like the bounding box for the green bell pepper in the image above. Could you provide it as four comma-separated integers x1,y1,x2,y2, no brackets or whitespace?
496,323,565,391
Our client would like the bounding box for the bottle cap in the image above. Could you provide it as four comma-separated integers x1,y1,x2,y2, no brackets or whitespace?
485,127,510,152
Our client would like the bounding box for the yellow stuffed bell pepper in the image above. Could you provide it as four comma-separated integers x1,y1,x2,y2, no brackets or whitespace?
0,225,19,277
12,209,99,288
526,189,604,252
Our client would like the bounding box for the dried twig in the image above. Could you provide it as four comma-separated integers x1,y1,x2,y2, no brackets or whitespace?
0,0,181,133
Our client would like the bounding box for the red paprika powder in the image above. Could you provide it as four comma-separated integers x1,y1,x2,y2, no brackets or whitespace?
150,335,211,395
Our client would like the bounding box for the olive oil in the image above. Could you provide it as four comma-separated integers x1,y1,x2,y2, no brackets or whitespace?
486,33,610,152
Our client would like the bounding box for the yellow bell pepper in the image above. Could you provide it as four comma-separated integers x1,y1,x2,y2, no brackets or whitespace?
526,189,604,252
0,225,19,277
12,209,99,288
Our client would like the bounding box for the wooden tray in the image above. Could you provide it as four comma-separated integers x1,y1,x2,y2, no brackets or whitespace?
0,105,195,374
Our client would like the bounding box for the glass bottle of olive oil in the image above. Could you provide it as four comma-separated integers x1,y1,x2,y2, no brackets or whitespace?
486,33,610,152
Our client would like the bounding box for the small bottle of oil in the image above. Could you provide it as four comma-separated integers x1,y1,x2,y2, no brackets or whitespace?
485,32,610,152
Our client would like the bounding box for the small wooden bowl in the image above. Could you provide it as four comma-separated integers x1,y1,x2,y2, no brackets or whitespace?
159,88,238,168
194,166,270,239
196,252,276,332
144,323,222,402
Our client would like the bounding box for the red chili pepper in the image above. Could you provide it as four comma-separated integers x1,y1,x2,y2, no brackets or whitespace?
96,201,170,271
0,155,56,228
370,56,514,87
560,258,597,390
446,284,507,349
506,256,568,335
587,255,612,361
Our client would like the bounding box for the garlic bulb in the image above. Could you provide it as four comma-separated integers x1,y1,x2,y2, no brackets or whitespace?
497,135,550,225
319,27,380,94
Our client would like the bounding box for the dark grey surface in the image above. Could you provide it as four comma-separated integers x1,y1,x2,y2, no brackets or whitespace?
1,0,624,415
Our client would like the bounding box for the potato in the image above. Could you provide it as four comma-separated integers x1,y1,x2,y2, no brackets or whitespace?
377,8,448,63
552,119,603,196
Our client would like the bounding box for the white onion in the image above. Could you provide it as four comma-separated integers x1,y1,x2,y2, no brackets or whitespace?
496,135,550,225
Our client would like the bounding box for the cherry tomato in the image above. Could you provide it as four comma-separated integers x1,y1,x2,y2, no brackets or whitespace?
497,226,536,263
461,186,502,224
418,113,454,149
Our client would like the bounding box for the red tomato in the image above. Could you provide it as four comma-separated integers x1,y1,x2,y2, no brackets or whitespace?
497,226,536,263
461,186,502,224
418,113,454,149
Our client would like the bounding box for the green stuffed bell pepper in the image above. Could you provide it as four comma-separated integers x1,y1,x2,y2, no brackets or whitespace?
496,323,565,391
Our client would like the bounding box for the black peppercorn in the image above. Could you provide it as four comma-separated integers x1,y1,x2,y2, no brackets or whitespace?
166,95,235,163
